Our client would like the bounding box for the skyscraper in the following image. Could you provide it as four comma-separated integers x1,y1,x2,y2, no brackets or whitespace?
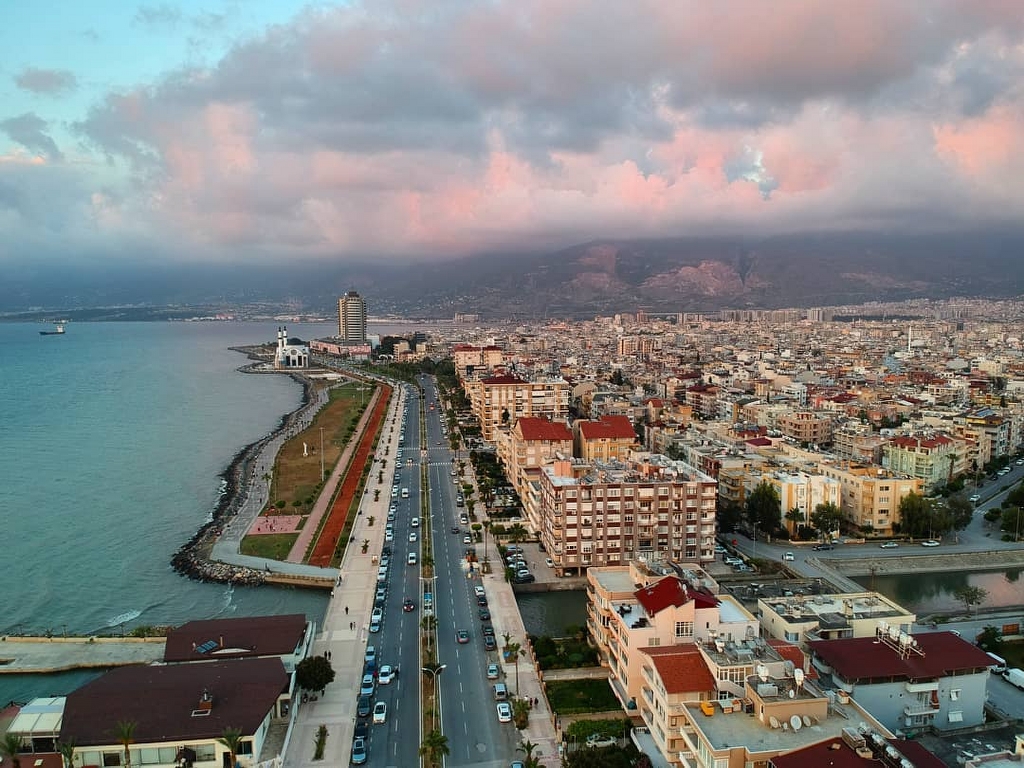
338,291,367,343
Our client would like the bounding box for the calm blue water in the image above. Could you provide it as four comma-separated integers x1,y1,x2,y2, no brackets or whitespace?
0,321,341,702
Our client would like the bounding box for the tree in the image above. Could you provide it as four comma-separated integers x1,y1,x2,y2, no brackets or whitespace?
1,734,24,768
295,655,335,694
810,502,842,540
507,523,528,544
784,507,805,536
418,729,450,768
976,625,1003,653
716,500,743,534
216,729,243,768
517,739,541,768
897,493,933,538
953,585,988,615
313,725,328,760
511,697,531,729
505,640,527,695
112,721,136,768
745,481,781,536
57,740,76,768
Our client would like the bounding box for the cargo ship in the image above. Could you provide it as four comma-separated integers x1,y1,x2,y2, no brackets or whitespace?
39,320,67,336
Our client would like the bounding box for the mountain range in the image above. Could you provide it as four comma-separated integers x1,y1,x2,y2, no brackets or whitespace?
4,231,1023,317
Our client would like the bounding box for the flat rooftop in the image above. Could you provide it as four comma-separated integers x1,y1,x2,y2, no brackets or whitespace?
761,592,913,624
683,693,878,755
590,568,639,595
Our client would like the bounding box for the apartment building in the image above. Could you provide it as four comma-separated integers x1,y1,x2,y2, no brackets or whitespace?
758,591,916,649
817,463,924,534
808,629,994,733
748,469,841,536
463,373,569,442
574,414,639,462
776,410,834,445
881,433,964,490
496,417,573,531
586,563,756,712
540,455,717,574
452,343,505,378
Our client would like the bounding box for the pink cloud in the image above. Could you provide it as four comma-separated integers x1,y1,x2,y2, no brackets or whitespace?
933,106,1023,176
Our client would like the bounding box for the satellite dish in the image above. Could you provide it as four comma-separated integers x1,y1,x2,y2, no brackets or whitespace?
788,688,796,698
791,715,803,731
794,668,805,687
769,716,781,729
803,715,812,727
757,664,770,682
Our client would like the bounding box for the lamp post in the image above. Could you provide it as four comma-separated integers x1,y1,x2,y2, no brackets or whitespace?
421,664,447,731
319,427,325,482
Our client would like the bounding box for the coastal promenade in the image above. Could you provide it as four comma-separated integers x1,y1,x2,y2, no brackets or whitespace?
0,636,165,674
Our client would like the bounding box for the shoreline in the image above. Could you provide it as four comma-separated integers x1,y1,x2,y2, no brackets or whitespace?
169,346,317,586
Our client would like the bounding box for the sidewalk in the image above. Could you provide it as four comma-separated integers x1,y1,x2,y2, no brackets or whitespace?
283,385,406,768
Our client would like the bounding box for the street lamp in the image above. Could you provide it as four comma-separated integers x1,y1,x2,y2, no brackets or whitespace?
319,427,325,482
421,664,447,730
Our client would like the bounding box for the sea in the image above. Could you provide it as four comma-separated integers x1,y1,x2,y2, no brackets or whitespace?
0,320,417,704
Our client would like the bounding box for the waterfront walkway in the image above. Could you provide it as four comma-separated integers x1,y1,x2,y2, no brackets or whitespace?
0,636,165,675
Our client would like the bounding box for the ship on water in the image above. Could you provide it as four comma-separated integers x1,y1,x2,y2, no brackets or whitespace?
39,320,67,336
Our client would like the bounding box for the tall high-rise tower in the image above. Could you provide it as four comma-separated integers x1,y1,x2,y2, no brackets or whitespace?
338,291,367,343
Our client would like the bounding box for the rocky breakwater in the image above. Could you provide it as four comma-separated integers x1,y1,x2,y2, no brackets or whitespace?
170,351,319,586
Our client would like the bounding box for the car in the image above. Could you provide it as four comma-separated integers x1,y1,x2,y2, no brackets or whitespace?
483,625,495,637
513,573,535,584
496,702,513,723
372,702,387,724
360,673,376,695
474,585,486,597
450,469,458,476
369,617,382,633
880,541,900,549
545,557,554,568
969,494,981,503
350,736,368,765
379,554,390,567
585,734,617,748
1018,459,1024,466
409,531,418,542
378,664,395,684
510,763,525,768
783,551,794,561
463,535,472,544
372,607,383,621
487,663,500,679
479,608,491,620
812,543,834,551
411,517,419,527
356,695,372,718
456,629,470,644
365,646,376,664
452,525,461,534
353,720,369,740
484,636,497,651
477,595,489,606
408,552,418,565
403,597,416,612
723,556,744,566
385,530,394,541
921,540,941,547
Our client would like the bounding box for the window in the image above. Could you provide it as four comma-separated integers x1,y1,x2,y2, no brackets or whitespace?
675,621,693,638
103,753,121,767
948,710,963,723
950,689,961,701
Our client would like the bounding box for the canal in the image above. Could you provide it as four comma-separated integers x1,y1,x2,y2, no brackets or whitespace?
852,567,1024,614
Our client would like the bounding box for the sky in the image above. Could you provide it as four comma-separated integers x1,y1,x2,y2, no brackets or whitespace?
2,0,1023,267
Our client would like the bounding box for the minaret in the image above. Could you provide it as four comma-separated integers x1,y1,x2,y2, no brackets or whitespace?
907,325,912,353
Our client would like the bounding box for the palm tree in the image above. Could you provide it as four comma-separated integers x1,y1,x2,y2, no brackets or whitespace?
57,740,76,768
112,721,136,768
505,640,526,695
1,734,25,768
517,739,541,768
418,729,450,768
217,728,243,768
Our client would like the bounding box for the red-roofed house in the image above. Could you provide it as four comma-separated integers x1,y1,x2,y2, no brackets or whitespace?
636,646,717,759
809,630,994,733
574,414,639,462
163,614,312,671
770,735,946,768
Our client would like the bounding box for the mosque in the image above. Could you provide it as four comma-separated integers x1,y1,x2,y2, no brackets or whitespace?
273,326,309,369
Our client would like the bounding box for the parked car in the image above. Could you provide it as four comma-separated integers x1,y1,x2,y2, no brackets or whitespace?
350,737,367,765
880,541,900,549
487,663,500,679
356,695,372,718
585,734,617,748
496,702,512,723
484,635,497,651
360,673,376,696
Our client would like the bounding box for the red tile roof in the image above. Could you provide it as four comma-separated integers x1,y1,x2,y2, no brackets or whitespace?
766,640,816,679
635,576,719,616
515,417,573,443
770,737,945,768
808,631,992,682
164,614,307,662
578,414,637,440
889,434,954,450
642,646,716,695
480,374,527,385
61,657,288,746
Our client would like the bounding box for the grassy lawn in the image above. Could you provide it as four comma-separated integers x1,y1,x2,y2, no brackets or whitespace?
269,380,370,515
546,679,621,714
240,533,300,560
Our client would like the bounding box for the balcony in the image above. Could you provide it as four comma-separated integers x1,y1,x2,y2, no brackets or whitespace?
903,699,940,717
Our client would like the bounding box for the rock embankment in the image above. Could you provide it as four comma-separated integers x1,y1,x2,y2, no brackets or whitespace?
170,348,317,586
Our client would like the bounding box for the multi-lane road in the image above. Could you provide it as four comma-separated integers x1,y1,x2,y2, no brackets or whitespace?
359,375,519,768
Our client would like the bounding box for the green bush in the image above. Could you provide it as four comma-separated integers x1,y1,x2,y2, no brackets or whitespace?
546,680,621,714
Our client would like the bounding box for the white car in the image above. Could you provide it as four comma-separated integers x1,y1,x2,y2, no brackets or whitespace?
880,541,900,549
921,540,941,547
378,664,395,685
409,532,418,542
496,702,512,723
586,734,617,748
408,552,418,565
545,557,554,568
372,701,387,724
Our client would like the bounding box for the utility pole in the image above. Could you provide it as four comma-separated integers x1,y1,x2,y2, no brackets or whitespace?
320,427,325,482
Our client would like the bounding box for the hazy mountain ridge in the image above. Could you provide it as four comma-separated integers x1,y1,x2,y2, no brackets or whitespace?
3,232,1022,316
